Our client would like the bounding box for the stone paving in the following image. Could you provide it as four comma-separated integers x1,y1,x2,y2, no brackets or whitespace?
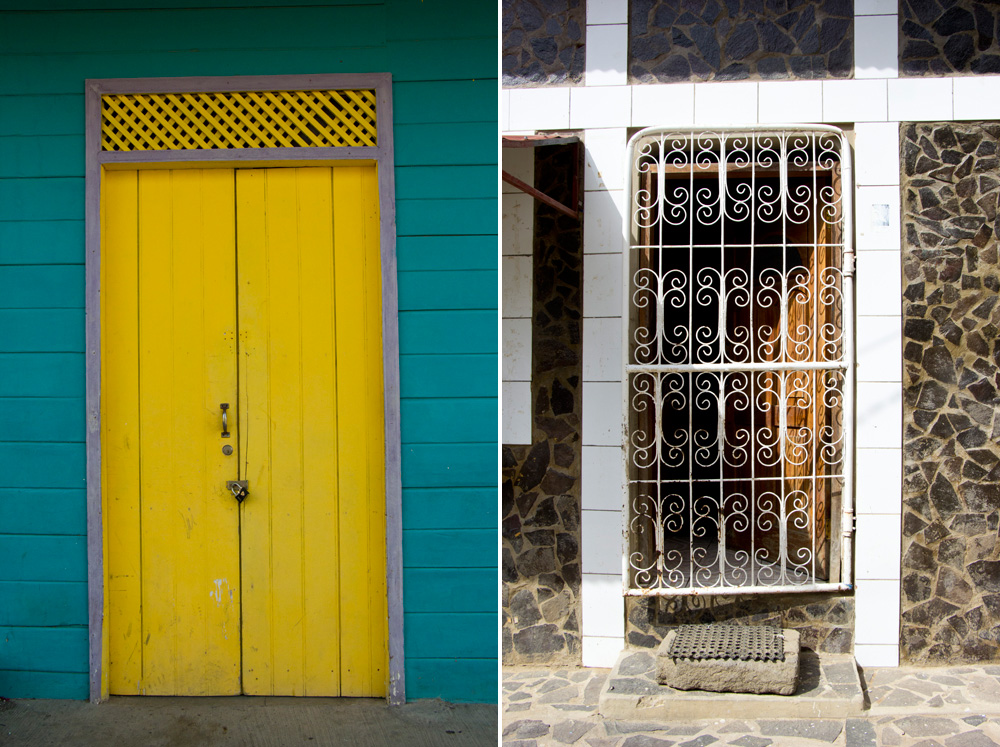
503,660,1000,746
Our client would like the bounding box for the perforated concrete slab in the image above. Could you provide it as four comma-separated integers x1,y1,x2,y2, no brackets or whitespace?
599,647,864,721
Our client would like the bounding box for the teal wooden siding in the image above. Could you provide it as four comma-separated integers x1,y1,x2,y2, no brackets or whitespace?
0,0,497,703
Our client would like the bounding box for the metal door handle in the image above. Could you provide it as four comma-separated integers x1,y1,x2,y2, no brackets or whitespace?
220,403,230,438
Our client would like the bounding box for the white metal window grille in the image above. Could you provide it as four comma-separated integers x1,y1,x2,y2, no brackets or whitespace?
623,126,855,596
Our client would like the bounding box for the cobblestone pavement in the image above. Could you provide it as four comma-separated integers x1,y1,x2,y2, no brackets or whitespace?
503,663,1000,746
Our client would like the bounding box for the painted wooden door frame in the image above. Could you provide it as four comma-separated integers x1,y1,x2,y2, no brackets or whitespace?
83,73,404,704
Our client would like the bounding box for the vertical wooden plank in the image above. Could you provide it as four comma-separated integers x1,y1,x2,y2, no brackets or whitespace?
297,167,341,695
237,168,273,695
102,169,141,694
334,164,386,697
136,169,240,695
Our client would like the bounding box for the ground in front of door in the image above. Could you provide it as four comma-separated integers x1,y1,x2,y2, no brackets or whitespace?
504,662,1000,746
0,696,497,746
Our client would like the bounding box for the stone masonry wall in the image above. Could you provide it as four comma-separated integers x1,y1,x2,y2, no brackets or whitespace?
901,0,1000,76
503,0,585,87
502,143,584,665
901,121,1000,663
629,0,853,83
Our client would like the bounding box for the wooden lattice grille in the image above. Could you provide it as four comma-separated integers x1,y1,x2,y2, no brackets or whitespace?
101,90,377,151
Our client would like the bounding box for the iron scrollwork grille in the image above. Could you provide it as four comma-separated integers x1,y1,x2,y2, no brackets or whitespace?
623,126,855,596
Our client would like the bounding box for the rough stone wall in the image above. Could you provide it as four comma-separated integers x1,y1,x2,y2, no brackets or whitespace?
502,0,585,87
901,0,1000,76
901,121,1000,663
627,594,855,654
629,0,853,83
502,143,584,665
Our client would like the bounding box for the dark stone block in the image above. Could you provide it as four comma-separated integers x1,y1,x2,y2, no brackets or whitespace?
949,513,989,535
905,541,936,572
905,318,935,342
551,378,574,415
517,546,558,576
517,442,550,491
530,36,559,65
556,532,579,566
553,442,574,468
513,623,565,655
727,21,760,60
923,345,957,384
540,469,575,496
903,597,961,627
904,511,930,536
935,7,976,35
968,560,1000,592
511,588,543,627
690,24,721,69
938,536,967,569
904,572,933,603
503,547,518,583
944,34,976,70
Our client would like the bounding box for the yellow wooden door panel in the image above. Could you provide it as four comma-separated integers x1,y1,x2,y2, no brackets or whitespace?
238,166,386,697
105,169,241,695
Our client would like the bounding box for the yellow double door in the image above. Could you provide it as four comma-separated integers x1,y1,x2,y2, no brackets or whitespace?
102,165,386,697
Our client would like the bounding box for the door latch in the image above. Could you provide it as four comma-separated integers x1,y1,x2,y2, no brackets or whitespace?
226,480,249,503
220,403,230,438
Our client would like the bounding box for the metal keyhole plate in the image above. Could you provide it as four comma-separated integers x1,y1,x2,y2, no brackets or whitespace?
222,445,233,455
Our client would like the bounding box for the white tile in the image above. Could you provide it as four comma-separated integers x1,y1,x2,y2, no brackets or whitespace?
631,84,695,128
502,318,531,381
582,508,623,573
508,87,570,131
584,188,626,255
583,636,624,667
583,381,624,446
584,128,628,191
954,76,1000,120
502,255,532,319
758,81,822,124
502,89,510,132
582,574,625,637
855,0,897,13
856,381,902,450
584,317,623,382
856,579,901,645
822,79,888,123
587,0,627,25
502,381,531,445
855,123,901,186
582,446,625,511
586,25,628,87
855,15,899,79
855,643,900,668
856,448,902,515
694,82,758,126
571,86,631,129
856,251,902,316
888,78,953,122
584,253,623,317
857,315,902,383
502,147,534,190
502,193,534,257
855,514,902,580
855,185,901,252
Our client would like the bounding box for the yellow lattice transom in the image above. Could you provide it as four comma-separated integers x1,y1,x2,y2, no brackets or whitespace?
101,90,377,151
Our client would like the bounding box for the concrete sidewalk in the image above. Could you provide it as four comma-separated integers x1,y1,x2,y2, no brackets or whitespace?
504,661,1000,746
0,695,498,746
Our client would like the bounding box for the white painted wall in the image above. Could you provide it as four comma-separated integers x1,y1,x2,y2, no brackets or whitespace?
504,0,1000,669
502,147,534,445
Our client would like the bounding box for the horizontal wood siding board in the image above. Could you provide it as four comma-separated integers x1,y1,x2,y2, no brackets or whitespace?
0,178,83,220
400,398,497,445
403,613,495,659
0,222,84,265
0,353,85,396
0,0,381,9
0,310,83,352
403,528,495,568
0,535,87,581
398,311,496,355
402,444,494,489
404,658,496,703
0,581,87,626
0,626,88,672
400,488,495,530
396,236,497,272
0,265,84,308
397,270,497,311
0,95,84,136
393,123,496,166
386,0,494,42
396,198,497,237
402,569,495,613
0,442,85,489
0,488,87,535
0,7,384,55
0,135,84,177
0,669,88,699
398,354,498,399
0,398,85,443
393,80,496,125
394,165,496,200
